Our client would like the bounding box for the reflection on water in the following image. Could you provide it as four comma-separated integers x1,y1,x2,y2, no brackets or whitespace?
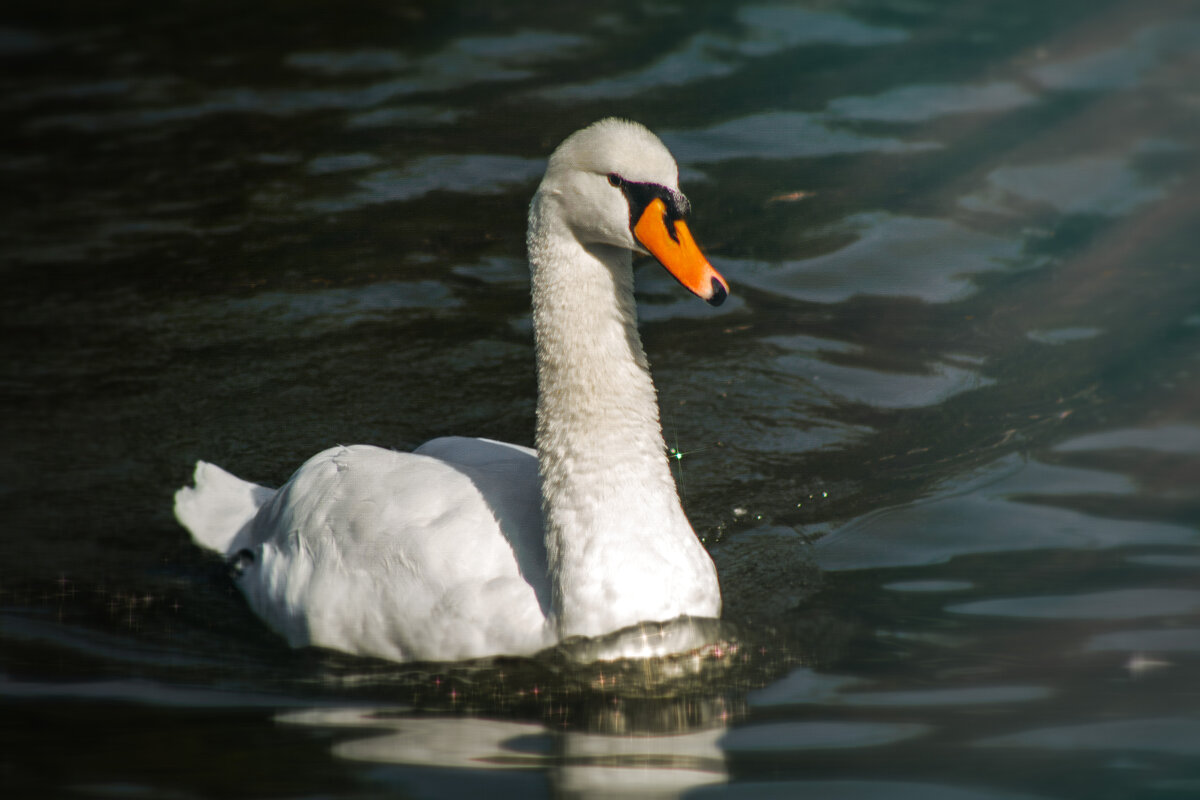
4,0,1200,797
299,154,545,213
1085,628,1200,653
826,81,1036,123
695,782,1057,800
277,704,933,793
280,711,729,796
979,718,1200,757
1054,423,1200,455
538,5,906,102
730,212,1028,304
950,589,1200,621
662,111,937,164
1029,21,1200,91
771,333,995,409
1026,327,1102,345
960,151,1171,217
26,29,586,133
816,452,1196,571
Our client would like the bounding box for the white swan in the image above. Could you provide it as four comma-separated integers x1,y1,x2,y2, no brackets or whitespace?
174,119,729,663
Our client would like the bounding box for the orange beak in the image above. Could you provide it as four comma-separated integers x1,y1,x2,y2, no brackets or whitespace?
633,198,729,306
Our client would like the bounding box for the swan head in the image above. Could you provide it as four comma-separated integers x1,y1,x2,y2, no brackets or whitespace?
537,118,729,306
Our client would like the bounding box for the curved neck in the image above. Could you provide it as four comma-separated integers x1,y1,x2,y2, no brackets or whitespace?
528,194,698,638
529,209,665,466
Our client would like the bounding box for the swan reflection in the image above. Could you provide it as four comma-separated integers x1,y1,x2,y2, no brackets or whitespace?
280,704,731,798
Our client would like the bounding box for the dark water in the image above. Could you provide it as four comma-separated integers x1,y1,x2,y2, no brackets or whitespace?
4,1,1200,797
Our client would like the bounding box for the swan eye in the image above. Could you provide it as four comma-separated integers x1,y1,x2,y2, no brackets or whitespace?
607,173,622,187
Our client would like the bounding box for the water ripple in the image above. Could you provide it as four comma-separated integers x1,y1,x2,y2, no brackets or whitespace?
1055,424,1200,455
1085,628,1200,653
661,112,937,164
720,720,931,752
950,589,1200,621
298,154,544,213
816,455,1195,571
693,781,1053,800
538,6,905,102
725,212,1026,304
827,81,1036,123
1030,22,1200,91
978,717,1200,756
960,153,1171,217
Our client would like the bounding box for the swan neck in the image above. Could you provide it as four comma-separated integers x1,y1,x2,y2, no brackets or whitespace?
528,203,670,475
528,195,704,638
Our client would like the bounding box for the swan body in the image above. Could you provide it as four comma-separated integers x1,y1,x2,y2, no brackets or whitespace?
175,119,728,663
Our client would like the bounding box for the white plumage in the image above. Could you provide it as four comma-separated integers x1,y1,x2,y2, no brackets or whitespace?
175,119,727,663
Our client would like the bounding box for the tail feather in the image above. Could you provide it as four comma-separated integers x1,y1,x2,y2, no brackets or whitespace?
174,461,275,556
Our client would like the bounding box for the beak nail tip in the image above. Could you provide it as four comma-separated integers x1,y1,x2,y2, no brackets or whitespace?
707,278,728,307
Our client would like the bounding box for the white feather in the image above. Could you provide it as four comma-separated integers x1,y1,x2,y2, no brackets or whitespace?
174,461,275,555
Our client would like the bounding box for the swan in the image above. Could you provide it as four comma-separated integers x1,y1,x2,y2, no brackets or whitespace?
174,118,729,663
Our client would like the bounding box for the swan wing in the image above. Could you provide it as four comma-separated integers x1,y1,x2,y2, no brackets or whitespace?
235,442,551,661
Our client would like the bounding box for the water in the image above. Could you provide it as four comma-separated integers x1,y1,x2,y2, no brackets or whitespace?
3,1,1200,796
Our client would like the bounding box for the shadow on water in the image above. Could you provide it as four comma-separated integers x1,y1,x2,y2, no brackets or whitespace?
3,0,1200,797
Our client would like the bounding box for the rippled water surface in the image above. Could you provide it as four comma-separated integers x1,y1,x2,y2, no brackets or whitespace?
4,1,1200,797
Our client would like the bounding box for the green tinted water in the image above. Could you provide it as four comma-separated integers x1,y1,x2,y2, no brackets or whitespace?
3,1,1200,797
